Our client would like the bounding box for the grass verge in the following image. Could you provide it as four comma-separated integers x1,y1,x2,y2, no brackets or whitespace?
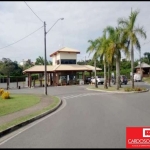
88,85,148,92
0,96,60,132
0,94,40,117
88,85,124,91
143,77,150,84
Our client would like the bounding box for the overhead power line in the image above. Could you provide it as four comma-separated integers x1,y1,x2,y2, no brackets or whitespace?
24,1,43,23
0,26,43,50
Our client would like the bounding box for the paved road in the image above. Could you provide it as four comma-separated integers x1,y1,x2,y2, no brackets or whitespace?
0,82,150,148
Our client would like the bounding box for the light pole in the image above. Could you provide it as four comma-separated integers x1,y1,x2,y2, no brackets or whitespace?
44,18,64,95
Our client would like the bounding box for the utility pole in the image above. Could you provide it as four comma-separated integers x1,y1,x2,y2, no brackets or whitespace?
43,18,64,95
44,21,47,95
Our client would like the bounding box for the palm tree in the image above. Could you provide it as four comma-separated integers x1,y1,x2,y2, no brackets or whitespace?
96,36,109,89
87,40,98,88
118,9,147,88
104,26,129,90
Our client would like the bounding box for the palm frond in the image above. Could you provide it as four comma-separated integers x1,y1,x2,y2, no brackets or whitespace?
118,18,129,28
134,26,147,39
129,9,140,30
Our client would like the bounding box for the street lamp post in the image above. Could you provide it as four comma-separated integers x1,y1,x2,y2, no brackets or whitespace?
44,18,64,95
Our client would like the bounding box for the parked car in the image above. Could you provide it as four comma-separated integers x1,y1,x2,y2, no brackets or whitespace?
91,76,104,85
111,75,128,85
134,73,141,82
85,77,91,84
120,75,128,85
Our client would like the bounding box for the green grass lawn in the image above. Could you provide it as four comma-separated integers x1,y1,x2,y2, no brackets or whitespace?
143,77,150,83
0,94,40,117
88,85,124,91
0,96,60,132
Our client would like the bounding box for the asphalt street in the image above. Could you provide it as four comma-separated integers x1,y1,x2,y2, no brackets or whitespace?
0,82,150,148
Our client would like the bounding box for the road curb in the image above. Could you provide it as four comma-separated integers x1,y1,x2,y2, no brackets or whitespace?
0,97,62,138
86,88,149,93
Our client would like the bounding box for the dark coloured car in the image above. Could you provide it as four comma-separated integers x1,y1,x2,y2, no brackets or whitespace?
85,77,91,84
120,75,128,85
111,75,128,85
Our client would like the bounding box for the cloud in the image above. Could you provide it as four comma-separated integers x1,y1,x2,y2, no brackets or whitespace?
0,1,150,63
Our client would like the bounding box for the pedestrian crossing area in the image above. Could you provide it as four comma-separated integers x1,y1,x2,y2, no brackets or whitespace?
62,92,112,99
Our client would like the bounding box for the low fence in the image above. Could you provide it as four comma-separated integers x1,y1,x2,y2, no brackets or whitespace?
0,77,26,83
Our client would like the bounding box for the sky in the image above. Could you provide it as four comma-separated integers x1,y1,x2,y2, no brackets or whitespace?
0,1,150,63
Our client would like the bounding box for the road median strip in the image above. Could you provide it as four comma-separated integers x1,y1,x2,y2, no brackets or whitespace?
86,88,149,93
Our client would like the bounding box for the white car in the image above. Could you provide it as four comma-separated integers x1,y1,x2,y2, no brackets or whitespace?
91,76,104,85
134,73,141,82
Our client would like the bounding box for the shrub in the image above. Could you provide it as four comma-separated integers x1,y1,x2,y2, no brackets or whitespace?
1,91,10,99
124,86,147,92
134,87,142,91
0,88,4,95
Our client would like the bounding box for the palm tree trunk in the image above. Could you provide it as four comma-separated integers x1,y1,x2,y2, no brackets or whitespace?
119,59,121,88
131,43,134,88
104,59,108,89
116,55,120,90
108,64,111,87
94,59,98,88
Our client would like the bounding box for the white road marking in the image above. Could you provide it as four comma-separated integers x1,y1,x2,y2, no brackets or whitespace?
62,92,111,99
0,98,67,146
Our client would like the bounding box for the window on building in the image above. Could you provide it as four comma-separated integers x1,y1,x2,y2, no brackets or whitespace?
61,59,76,64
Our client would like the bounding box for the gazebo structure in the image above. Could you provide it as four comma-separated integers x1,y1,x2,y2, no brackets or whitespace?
23,47,102,87
135,62,150,77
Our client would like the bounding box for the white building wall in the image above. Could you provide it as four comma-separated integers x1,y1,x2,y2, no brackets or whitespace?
57,53,60,60
59,53,77,60
52,56,56,66
52,52,77,65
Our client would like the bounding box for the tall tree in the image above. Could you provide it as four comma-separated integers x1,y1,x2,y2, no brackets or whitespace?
104,26,129,90
35,56,52,65
118,9,146,88
0,58,15,89
96,36,109,89
144,52,150,64
35,56,45,65
87,40,98,88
